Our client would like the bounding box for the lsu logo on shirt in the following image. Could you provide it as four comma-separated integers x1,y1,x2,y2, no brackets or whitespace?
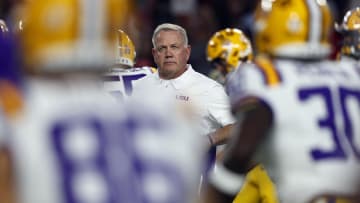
176,95,189,101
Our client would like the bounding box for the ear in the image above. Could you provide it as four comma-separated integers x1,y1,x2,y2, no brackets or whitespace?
186,45,191,61
152,48,158,63
152,48,156,57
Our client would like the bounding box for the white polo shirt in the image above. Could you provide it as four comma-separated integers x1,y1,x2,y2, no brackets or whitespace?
133,64,235,136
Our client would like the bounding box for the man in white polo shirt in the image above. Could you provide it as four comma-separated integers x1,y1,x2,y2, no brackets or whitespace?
133,23,235,175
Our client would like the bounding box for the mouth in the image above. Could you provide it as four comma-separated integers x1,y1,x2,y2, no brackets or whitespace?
164,61,176,65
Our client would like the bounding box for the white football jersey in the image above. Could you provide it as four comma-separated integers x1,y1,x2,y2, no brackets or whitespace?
6,76,205,203
103,66,155,101
226,57,360,203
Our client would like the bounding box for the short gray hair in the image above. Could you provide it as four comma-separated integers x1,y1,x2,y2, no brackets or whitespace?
152,23,188,48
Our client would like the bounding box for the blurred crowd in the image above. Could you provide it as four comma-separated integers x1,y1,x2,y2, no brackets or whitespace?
96,0,358,74
2,0,358,75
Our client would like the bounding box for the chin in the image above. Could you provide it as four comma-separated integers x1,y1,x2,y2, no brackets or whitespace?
162,64,178,71
163,63,176,67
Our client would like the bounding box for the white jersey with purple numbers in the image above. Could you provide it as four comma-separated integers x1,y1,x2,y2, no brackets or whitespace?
103,66,155,101
7,77,204,203
226,57,360,203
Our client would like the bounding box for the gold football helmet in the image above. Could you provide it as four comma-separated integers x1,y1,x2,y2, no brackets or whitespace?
335,7,360,59
207,28,253,74
115,29,136,68
19,0,128,73
254,0,333,59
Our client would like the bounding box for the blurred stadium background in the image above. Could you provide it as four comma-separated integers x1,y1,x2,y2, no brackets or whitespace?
1,0,359,75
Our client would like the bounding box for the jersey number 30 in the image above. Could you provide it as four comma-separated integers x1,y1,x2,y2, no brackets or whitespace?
299,86,360,161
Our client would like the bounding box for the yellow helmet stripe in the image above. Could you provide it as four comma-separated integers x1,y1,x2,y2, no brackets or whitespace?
255,57,282,86
115,29,121,63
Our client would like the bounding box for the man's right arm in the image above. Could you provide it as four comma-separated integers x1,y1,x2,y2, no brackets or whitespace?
207,123,234,147
206,83,237,147
0,147,16,203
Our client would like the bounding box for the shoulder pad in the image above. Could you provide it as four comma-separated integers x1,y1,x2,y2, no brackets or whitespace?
254,55,282,87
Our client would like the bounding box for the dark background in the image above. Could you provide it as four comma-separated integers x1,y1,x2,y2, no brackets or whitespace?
1,0,359,75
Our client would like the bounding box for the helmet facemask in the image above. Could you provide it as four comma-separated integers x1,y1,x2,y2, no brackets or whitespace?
114,29,136,68
335,7,360,60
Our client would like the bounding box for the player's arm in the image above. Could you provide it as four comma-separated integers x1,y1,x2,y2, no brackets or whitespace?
0,147,16,203
0,81,22,203
203,97,274,203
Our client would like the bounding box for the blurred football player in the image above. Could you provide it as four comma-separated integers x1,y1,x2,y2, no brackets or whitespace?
103,29,156,101
335,7,360,60
205,28,253,161
206,28,253,85
0,18,23,118
205,27,278,203
203,0,360,203
0,1,206,203
0,17,23,203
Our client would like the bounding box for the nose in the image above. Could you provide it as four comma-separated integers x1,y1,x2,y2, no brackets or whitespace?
165,47,174,58
165,48,173,57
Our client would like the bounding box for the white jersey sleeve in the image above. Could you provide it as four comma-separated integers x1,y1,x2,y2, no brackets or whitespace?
226,55,286,108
